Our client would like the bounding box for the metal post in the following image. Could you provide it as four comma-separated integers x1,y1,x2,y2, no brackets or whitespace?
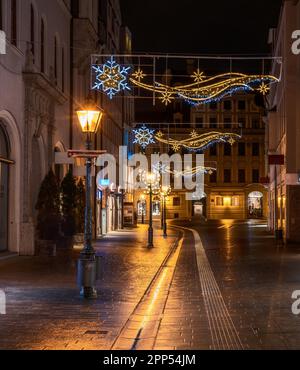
274,165,283,240
77,136,97,299
148,185,154,248
161,196,164,230
163,195,168,238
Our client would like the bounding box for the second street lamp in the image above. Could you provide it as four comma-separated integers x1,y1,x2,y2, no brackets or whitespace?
161,186,171,238
76,100,103,299
143,171,160,248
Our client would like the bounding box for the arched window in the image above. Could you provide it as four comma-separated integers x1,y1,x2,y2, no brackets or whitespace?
11,0,17,46
30,4,35,57
40,18,45,72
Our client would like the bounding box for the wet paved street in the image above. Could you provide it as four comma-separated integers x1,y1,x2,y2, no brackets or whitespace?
1,219,300,350
0,225,179,350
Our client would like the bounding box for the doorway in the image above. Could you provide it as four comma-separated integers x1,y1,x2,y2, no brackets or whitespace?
248,191,263,218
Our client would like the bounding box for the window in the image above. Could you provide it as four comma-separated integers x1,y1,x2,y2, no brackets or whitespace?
252,118,260,129
224,143,232,156
210,171,217,183
195,116,203,128
238,100,246,110
11,0,17,46
232,196,239,207
238,142,246,156
30,4,35,57
216,197,223,206
152,201,161,216
238,169,246,183
252,169,260,184
173,197,181,207
210,102,217,110
224,169,231,183
224,101,232,110
224,117,231,129
210,117,217,129
41,18,45,73
252,143,260,156
238,116,246,128
210,145,217,156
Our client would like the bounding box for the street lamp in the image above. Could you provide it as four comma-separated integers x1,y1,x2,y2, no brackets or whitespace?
160,186,171,238
143,171,160,248
76,100,103,299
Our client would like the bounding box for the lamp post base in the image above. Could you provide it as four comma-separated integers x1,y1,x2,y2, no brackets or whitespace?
148,227,154,248
77,254,98,299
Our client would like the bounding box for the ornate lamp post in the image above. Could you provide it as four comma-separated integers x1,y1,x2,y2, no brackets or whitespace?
140,194,146,224
160,186,171,238
76,101,103,299
143,171,160,248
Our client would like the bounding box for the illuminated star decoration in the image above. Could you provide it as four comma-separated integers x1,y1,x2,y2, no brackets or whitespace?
228,137,236,146
132,68,146,82
191,69,206,83
92,57,131,99
159,90,175,106
258,82,270,96
190,130,198,139
133,125,156,149
172,143,181,152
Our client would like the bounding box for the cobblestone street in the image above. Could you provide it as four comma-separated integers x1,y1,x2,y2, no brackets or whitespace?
1,220,300,350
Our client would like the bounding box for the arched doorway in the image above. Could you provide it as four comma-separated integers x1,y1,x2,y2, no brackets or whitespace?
0,124,10,252
248,191,263,218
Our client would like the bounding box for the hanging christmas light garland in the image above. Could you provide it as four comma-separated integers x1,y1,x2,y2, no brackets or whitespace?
91,57,279,105
130,72,278,106
133,125,241,152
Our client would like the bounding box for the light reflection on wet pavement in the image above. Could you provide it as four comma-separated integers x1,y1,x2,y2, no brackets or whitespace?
1,220,300,350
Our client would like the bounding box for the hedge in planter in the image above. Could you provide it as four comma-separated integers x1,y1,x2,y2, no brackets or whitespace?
35,169,61,244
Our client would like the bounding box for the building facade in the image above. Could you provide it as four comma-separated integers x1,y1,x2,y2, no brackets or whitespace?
267,0,300,242
191,93,268,220
0,0,133,256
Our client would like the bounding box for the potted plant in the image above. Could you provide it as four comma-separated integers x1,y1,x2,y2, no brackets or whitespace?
35,169,61,256
74,178,85,244
60,170,77,249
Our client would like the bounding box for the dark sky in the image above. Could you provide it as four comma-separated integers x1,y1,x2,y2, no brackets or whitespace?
121,0,283,55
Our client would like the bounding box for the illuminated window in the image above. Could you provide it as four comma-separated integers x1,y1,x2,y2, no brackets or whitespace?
216,197,223,206
232,196,239,207
223,197,232,207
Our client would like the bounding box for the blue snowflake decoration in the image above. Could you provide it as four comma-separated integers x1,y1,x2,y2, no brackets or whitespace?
133,125,156,149
92,57,131,99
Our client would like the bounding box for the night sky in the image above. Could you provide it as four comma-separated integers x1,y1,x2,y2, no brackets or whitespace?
121,0,283,55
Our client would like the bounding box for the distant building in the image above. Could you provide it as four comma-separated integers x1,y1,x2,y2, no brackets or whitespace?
267,0,300,242
191,94,268,220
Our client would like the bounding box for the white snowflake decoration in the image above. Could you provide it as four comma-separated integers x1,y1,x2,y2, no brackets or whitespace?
92,57,131,99
133,125,156,149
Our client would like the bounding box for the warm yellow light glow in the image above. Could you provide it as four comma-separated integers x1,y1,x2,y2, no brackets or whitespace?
223,197,232,207
76,110,103,134
155,131,241,151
